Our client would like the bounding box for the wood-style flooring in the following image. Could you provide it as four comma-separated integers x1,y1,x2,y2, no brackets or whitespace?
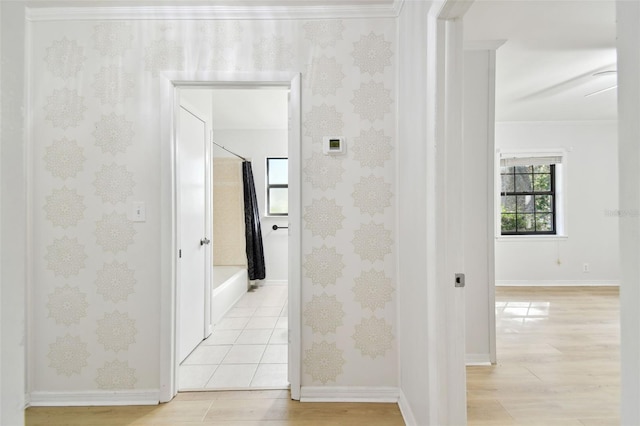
25,390,405,425
25,287,619,425
468,287,620,426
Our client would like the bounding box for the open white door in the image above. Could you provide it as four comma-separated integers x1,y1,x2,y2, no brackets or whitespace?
287,74,302,400
177,105,209,363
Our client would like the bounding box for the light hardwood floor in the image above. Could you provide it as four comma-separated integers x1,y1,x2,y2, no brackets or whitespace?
25,287,619,426
468,287,620,426
25,390,405,425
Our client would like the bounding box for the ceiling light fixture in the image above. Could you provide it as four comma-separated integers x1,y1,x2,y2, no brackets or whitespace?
585,85,618,98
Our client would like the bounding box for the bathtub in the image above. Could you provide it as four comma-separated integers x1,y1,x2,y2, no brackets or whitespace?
212,266,249,325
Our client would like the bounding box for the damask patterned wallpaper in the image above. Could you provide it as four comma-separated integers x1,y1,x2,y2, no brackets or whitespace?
30,17,396,393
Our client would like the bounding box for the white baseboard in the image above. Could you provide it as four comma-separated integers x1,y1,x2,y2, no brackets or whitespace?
264,279,287,286
465,354,492,366
29,390,159,407
397,388,417,426
495,280,620,287
300,386,399,403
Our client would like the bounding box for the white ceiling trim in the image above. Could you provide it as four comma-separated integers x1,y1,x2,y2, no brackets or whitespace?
27,2,405,21
392,0,404,16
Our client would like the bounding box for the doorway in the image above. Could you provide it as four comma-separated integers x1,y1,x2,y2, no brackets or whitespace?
159,73,302,402
462,0,621,422
176,87,291,391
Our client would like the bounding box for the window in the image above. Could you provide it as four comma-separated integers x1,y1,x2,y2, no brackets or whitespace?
500,162,557,235
266,157,288,216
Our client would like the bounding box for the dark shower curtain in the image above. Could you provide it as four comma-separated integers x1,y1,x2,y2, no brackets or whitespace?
242,161,266,280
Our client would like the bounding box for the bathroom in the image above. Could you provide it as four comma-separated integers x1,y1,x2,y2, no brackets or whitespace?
177,87,290,390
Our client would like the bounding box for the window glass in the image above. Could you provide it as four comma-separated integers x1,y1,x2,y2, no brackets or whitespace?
269,188,288,215
267,157,288,216
500,163,555,235
268,158,288,185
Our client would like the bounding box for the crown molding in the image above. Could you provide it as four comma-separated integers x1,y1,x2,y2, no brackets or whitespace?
392,0,405,15
26,3,403,21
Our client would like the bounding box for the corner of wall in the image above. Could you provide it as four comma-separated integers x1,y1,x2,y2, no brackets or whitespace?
1,2,27,424
397,388,417,426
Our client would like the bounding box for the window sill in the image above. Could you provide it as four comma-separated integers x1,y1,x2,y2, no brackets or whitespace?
496,235,568,242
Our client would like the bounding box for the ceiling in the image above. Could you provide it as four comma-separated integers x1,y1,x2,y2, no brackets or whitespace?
212,89,288,130
181,88,289,130
464,0,617,122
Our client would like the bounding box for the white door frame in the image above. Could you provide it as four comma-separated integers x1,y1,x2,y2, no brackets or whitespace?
159,72,302,402
616,1,640,423
434,3,636,426
427,0,475,423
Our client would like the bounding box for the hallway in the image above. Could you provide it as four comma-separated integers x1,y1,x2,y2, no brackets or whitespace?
25,390,405,425
25,286,619,425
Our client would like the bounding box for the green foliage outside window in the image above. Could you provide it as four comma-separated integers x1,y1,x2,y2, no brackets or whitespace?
500,164,555,235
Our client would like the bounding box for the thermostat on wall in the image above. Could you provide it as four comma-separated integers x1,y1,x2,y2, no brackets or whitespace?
323,136,346,155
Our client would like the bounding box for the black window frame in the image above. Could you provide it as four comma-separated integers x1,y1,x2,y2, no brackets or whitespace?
500,164,556,236
266,157,288,216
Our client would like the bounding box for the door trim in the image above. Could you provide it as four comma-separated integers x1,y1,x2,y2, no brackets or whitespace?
425,1,475,423
159,72,301,402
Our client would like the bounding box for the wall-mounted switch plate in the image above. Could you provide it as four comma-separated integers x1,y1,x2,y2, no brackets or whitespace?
131,201,146,222
455,273,465,288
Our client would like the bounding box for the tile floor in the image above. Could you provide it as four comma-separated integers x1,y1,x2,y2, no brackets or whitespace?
179,283,289,391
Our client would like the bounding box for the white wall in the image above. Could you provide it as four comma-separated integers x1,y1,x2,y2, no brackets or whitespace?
463,49,496,364
25,12,397,402
616,2,640,422
212,128,289,282
1,2,26,424
397,1,431,424
0,2,3,420
180,89,213,120
495,121,620,285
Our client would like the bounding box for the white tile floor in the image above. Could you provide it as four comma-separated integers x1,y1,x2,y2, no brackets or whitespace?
178,283,289,391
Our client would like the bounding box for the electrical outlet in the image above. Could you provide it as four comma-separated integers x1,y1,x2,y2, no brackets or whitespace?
583,263,590,273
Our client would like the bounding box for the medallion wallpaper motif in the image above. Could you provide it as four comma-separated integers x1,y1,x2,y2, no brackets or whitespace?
30,16,396,393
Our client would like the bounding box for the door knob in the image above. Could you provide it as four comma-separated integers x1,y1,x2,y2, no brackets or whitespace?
200,237,211,246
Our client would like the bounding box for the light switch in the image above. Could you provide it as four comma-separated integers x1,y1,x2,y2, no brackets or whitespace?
131,201,146,222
